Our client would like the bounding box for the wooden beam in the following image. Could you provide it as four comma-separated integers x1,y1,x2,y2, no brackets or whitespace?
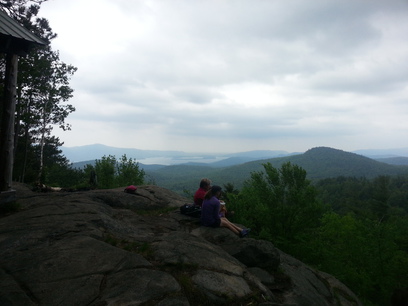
0,52,18,192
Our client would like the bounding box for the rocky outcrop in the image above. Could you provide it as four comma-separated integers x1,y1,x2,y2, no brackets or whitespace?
0,183,362,305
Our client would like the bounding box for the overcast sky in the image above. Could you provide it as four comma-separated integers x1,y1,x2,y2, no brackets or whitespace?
40,0,408,154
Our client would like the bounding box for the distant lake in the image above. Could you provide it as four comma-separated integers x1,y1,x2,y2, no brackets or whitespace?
138,156,228,165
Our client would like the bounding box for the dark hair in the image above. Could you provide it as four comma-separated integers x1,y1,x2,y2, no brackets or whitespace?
204,185,222,200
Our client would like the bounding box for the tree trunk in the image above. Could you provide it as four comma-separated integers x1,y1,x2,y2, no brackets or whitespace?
13,85,23,159
36,109,46,184
21,124,31,183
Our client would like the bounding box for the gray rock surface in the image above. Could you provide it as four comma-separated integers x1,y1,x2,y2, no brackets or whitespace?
0,183,363,305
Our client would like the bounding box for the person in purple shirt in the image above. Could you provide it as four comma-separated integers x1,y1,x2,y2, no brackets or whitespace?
200,185,250,237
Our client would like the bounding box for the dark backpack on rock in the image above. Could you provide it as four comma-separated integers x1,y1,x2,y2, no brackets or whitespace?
180,204,201,218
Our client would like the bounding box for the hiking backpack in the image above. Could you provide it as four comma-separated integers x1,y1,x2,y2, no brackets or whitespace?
180,204,201,218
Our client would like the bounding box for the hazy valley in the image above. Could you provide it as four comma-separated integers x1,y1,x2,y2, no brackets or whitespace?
63,145,408,196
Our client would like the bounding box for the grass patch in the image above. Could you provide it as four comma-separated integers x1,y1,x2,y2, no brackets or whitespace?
104,235,119,246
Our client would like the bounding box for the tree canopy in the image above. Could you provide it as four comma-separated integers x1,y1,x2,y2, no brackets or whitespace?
1,0,77,185
226,163,408,305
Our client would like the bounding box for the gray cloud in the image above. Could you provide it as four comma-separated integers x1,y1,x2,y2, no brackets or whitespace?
42,0,408,153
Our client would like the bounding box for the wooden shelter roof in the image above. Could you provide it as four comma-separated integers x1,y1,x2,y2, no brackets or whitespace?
0,9,46,55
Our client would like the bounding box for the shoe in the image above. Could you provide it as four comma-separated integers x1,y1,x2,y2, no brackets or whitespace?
240,228,251,238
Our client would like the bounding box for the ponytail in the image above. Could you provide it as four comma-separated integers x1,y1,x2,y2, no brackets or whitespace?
204,185,222,200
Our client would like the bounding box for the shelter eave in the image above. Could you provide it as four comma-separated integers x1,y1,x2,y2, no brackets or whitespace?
0,34,44,56
0,9,46,55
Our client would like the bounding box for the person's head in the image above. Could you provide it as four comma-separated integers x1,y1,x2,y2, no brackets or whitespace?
199,178,212,190
205,185,222,200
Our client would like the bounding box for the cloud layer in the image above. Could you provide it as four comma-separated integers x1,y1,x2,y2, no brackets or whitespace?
41,0,408,153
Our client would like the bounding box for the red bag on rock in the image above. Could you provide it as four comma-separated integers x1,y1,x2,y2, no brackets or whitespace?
124,185,137,194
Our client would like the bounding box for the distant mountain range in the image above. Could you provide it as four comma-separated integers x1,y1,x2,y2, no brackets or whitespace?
62,144,187,163
353,147,408,158
145,147,408,195
63,145,408,195
62,144,301,166
64,144,408,168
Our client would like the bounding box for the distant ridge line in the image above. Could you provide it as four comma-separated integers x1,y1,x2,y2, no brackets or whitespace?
63,144,408,166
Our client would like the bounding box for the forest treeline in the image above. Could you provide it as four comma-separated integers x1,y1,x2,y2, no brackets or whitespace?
225,162,408,306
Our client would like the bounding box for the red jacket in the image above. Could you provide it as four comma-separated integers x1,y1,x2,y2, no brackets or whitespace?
193,188,207,207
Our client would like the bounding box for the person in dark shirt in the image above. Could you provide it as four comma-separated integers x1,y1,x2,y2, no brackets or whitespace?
193,178,211,207
200,185,250,237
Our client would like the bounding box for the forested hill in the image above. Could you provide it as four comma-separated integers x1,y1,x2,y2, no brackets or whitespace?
285,146,408,179
147,147,408,194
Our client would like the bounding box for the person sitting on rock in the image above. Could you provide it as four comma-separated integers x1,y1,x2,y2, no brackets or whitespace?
201,185,250,238
193,178,211,207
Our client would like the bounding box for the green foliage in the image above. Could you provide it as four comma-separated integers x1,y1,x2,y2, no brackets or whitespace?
222,182,239,204
230,162,327,251
16,27,76,184
228,162,408,305
13,135,73,186
13,135,39,183
45,163,84,187
115,154,145,187
91,154,145,189
311,175,408,304
33,153,146,190
182,188,193,200
1,1,77,185
94,155,116,189
315,175,408,216
150,165,218,195
305,212,408,305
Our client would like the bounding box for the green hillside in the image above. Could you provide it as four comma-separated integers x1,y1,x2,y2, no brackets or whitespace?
285,146,408,179
146,147,408,195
